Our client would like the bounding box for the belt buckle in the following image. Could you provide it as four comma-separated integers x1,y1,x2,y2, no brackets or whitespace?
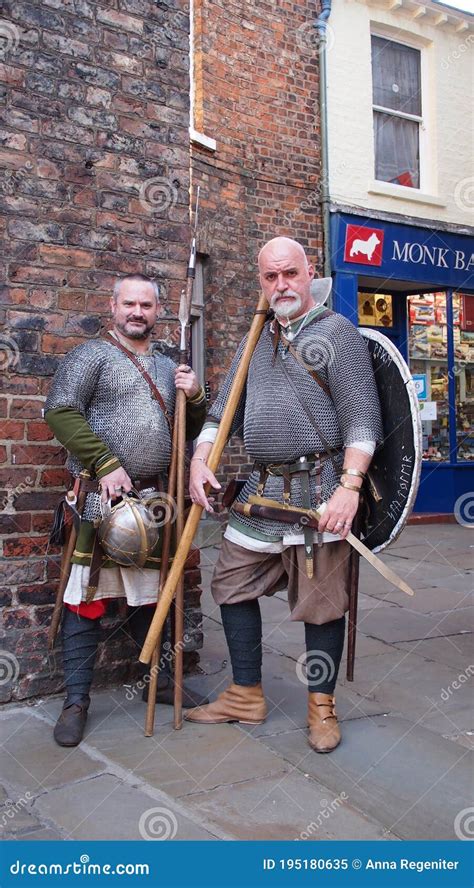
266,464,281,477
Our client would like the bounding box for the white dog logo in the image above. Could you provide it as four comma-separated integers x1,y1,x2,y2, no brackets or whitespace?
350,232,380,262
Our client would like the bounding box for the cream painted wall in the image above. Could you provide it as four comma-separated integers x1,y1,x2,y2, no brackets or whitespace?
326,0,473,225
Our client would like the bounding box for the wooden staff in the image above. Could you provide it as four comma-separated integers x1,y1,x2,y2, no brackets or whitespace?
48,470,90,649
144,422,179,736
145,188,200,734
139,291,270,666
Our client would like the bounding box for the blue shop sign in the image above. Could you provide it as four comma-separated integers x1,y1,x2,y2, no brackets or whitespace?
331,213,474,289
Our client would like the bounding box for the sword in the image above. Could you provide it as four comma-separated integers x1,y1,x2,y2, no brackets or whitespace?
234,496,415,597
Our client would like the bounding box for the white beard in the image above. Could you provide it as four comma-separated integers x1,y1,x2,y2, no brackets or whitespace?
270,290,303,322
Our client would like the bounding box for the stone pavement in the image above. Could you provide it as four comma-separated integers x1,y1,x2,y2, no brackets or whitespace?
1,523,472,842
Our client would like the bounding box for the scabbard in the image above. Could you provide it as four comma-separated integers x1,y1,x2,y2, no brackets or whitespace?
233,501,320,528
48,471,91,649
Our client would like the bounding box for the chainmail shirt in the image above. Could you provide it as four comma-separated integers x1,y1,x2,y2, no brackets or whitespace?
45,339,177,521
208,312,383,539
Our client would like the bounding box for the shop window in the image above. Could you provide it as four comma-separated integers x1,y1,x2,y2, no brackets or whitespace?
407,292,474,463
358,292,393,327
371,36,421,189
456,293,474,462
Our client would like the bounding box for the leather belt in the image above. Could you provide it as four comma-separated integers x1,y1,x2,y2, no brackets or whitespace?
252,451,343,578
69,473,165,494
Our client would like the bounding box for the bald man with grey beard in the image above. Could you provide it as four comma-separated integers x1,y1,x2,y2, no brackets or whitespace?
184,238,382,753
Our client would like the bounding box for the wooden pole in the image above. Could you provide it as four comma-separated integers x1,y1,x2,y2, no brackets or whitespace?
139,292,269,665
144,419,179,737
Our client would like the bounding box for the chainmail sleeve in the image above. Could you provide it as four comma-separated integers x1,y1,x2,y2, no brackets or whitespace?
44,341,108,414
207,335,249,439
326,314,383,447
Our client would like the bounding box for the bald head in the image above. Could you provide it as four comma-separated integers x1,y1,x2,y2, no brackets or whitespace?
258,237,308,271
258,237,315,321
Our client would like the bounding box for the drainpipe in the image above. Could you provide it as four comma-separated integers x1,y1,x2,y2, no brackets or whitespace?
316,0,332,280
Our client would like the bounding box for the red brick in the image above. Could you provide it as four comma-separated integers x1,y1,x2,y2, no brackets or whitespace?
0,466,34,487
42,333,88,354
3,609,32,631
39,245,95,267
27,421,54,441
0,445,7,463
58,291,86,311
39,467,69,487
10,399,43,418
31,512,58,533
4,535,50,558
0,420,24,439
11,443,65,465
3,376,39,395
0,512,31,534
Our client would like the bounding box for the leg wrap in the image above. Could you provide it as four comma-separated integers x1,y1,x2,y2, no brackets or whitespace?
220,600,262,687
304,616,345,695
127,606,171,677
61,607,101,707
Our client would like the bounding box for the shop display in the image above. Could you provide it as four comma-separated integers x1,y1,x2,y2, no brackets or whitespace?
358,292,393,327
408,293,474,462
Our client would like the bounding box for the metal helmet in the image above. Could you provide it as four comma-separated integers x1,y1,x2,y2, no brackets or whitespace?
97,492,160,567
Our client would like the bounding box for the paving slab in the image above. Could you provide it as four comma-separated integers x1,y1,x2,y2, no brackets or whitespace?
362,584,473,614
356,606,474,643
262,715,472,841
33,773,219,841
87,716,289,798
344,649,471,725
392,632,474,668
11,827,64,840
0,712,104,794
182,771,397,841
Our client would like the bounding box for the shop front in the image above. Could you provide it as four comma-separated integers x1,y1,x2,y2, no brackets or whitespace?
330,211,474,514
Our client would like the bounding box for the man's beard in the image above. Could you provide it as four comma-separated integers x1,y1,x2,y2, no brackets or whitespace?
270,290,303,322
115,318,154,340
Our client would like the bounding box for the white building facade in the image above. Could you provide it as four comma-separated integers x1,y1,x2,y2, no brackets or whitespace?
326,0,474,514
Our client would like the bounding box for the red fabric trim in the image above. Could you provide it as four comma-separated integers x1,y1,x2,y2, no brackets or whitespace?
65,600,108,620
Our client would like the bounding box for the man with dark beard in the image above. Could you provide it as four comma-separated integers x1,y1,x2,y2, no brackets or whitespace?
44,273,207,746
186,238,382,753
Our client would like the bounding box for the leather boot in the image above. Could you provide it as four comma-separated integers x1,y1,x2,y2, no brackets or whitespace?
142,673,209,708
53,702,89,747
184,682,267,725
308,692,341,753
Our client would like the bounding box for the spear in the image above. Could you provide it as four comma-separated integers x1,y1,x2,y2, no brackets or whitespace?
145,188,200,735
140,292,270,666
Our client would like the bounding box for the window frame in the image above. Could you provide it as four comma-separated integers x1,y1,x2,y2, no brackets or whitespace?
370,30,428,193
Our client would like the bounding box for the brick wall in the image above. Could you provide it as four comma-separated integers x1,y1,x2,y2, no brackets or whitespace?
0,0,202,702
191,0,323,479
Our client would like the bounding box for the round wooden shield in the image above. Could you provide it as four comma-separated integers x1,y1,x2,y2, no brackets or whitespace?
360,329,422,553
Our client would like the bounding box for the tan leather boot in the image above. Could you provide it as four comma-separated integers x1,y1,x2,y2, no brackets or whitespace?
184,682,267,725
308,692,341,753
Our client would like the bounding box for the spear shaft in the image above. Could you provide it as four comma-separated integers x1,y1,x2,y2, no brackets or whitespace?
140,292,270,665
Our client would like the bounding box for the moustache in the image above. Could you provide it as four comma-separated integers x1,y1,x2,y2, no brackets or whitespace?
270,290,300,306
